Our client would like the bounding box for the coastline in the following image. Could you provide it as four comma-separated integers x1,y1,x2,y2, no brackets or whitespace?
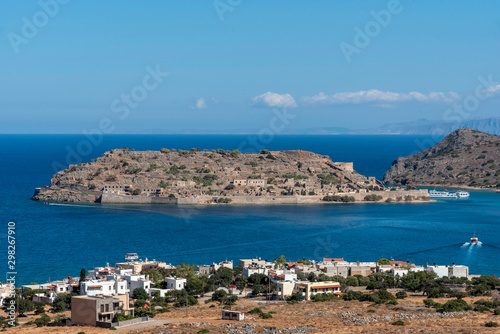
410,183,500,192
34,189,432,205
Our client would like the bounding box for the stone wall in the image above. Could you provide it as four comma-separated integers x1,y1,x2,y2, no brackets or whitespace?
101,193,177,204
112,316,149,328
100,189,428,205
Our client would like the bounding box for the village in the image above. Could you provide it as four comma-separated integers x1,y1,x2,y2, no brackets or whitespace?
1,254,499,332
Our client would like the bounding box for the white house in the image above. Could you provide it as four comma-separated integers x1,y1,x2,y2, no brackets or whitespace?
425,265,450,278
243,267,269,277
121,274,151,295
165,277,186,290
268,269,297,283
149,288,170,298
80,280,117,296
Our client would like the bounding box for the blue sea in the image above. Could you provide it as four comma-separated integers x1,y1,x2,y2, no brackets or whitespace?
1,134,499,285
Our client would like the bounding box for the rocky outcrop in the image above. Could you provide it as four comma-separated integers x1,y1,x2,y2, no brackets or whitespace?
383,128,500,188
33,148,428,204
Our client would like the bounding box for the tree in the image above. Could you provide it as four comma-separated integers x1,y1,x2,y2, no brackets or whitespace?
212,267,233,287
186,277,204,296
53,300,66,313
211,289,228,303
248,273,267,285
79,268,87,282
235,276,248,293
18,298,35,315
34,314,51,327
53,292,76,312
34,302,46,315
377,258,391,265
132,288,149,300
345,276,359,287
251,284,266,296
275,255,287,268
143,269,163,283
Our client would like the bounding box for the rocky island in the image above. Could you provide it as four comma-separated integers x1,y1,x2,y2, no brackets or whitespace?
384,128,500,189
32,148,429,205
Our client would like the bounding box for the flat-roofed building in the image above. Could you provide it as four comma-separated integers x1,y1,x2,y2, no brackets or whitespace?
295,281,341,301
71,294,133,326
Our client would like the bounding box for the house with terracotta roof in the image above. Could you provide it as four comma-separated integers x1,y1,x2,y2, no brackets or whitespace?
267,269,297,283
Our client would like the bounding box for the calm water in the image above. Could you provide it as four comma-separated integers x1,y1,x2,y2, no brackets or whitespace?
0,134,499,285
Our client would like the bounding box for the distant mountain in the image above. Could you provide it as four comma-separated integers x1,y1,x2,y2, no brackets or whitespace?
383,128,500,188
286,118,500,135
134,117,500,135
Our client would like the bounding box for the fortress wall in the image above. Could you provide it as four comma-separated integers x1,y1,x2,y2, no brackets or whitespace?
339,189,429,201
101,193,177,204
100,190,429,205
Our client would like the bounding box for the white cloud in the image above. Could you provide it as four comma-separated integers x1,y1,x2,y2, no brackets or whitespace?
195,98,207,109
482,85,500,96
190,98,207,110
250,91,298,108
303,89,462,105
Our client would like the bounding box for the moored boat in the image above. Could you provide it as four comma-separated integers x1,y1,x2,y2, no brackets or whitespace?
429,190,458,199
125,253,138,261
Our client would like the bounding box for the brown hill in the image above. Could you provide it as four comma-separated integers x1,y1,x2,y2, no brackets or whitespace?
383,128,500,188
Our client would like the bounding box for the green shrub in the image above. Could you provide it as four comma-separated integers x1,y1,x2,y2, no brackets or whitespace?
322,195,355,202
485,321,498,327
392,320,404,326
247,307,272,319
248,307,262,314
494,309,500,315
438,299,472,313
311,293,339,302
474,305,492,313
364,194,383,201
396,291,407,299
34,314,51,327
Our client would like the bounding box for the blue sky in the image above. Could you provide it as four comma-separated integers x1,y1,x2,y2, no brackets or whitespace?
1,0,500,133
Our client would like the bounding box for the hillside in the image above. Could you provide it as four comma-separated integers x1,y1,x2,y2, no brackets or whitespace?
383,128,500,188
32,148,428,205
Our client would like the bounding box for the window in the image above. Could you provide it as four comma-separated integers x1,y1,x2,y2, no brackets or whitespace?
101,305,104,312
109,286,111,290
105,304,109,312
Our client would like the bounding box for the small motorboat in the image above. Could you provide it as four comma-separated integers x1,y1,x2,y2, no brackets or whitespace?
470,233,478,243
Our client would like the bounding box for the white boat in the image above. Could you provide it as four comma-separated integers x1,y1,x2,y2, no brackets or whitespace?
456,191,470,198
470,233,478,243
429,190,458,199
125,253,138,261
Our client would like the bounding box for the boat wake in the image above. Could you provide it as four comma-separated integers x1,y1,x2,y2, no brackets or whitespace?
46,203,94,208
461,241,482,248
